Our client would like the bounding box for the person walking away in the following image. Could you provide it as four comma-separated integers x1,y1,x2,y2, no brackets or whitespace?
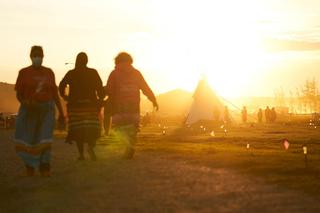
14,46,65,177
0,113,5,128
105,52,158,159
257,108,263,123
270,107,277,123
141,112,151,127
213,108,221,122
265,106,271,123
241,106,247,123
223,106,231,124
59,52,105,161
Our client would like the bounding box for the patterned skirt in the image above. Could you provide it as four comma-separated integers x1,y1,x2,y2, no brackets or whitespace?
66,102,101,144
14,101,55,168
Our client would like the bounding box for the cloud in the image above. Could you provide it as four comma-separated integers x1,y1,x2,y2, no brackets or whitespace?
263,38,320,52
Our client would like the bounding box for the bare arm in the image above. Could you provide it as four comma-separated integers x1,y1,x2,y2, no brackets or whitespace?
16,92,23,103
15,70,25,104
51,71,64,117
58,72,69,101
105,71,115,97
54,88,64,116
137,72,158,110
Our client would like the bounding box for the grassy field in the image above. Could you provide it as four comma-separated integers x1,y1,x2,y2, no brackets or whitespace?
1,123,320,212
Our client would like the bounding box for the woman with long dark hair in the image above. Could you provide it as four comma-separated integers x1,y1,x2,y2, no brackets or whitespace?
59,52,105,160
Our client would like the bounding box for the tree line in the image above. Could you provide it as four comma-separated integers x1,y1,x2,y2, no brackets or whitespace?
274,78,319,113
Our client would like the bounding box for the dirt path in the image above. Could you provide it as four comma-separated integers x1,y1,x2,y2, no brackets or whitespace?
1,130,320,212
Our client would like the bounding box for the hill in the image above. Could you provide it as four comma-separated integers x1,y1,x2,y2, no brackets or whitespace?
0,83,193,116
0,82,282,117
141,89,192,116
0,82,19,113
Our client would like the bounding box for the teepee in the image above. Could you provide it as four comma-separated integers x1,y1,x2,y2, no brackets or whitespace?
185,78,224,125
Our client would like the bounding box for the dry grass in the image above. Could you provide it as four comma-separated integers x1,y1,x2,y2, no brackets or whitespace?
0,123,320,213
142,123,320,194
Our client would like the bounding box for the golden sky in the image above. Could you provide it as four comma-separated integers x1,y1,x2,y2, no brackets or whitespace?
1,0,320,97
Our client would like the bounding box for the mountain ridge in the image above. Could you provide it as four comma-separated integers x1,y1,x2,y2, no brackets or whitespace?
0,82,193,115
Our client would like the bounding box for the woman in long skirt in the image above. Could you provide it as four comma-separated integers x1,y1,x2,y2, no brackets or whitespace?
59,52,105,160
14,46,65,177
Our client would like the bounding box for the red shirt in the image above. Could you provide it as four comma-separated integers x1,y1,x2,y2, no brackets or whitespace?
15,66,57,102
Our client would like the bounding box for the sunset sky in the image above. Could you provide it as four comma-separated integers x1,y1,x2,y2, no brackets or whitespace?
1,0,320,97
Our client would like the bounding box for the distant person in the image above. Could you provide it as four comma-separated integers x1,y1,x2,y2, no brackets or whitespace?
9,115,16,129
241,106,247,123
213,108,221,122
105,52,158,159
265,106,271,123
0,113,4,128
5,116,9,129
257,108,263,123
223,106,231,124
59,52,105,161
14,46,65,177
103,97,112,136
270,107,277,123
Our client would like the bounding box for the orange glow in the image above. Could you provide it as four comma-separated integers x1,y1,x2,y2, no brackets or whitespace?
1,0,320,97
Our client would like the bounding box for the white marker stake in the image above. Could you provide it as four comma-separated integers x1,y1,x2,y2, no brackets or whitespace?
247,143,250,149
210,131,215,137
303,146,308,168
162,130,166,135
224,129,227,136
303,146,307,154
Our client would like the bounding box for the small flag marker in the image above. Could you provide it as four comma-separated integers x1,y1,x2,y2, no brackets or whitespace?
303,145,308,168
283,139,290,150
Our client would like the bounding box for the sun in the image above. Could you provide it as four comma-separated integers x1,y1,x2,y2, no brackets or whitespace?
150,0,271,97
204,30,267,98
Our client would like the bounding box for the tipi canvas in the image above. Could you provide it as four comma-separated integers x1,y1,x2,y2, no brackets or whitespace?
185,78,224,125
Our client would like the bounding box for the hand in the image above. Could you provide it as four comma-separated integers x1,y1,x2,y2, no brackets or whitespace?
153,102,159,111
